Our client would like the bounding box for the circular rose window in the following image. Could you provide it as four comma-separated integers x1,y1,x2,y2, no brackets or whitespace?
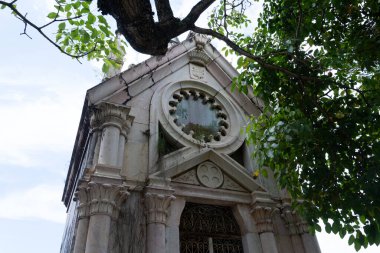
168,89,229,142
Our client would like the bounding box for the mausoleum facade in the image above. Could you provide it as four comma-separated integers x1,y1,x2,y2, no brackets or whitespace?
60,33,321,253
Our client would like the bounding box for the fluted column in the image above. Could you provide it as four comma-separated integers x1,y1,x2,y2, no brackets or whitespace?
84,182,129,253
282,210,305,253
73,186,90,253
144,188,175,253
90,102,133,168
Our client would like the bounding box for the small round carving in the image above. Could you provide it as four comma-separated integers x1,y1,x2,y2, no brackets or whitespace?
196,162,224,188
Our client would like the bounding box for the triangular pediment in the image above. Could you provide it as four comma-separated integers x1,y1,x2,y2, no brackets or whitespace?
85,33,263,117
151,149,265,193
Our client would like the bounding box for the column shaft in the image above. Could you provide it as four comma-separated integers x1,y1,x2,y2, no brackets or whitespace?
98,125,120,166
260,232,279,253
85,214,112,253
147,223,166,253
73,218,89,253
301,234,321,253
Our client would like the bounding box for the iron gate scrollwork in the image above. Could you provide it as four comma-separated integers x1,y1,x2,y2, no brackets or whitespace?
179,203,243,253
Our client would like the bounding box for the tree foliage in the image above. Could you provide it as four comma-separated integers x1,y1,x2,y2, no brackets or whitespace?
1,0,379,250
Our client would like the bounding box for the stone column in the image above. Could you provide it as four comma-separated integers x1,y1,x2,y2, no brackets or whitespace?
297,219,321,253
251,191,279,253
166,197,186,253
144,187,175,253
233,204,263,253
282,210,305,253
90,102,133,168
251,206,279,253
84,182,129,253
73,186,90,253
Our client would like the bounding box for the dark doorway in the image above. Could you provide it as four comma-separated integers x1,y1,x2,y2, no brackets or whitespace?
179,202,243,253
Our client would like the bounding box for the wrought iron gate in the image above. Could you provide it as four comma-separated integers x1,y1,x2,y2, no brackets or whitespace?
179,203,243,253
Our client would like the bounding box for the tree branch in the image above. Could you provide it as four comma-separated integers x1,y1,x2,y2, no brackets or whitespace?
154,0,174,22
192,26,305,81
0,0,96,59
183,0,215,25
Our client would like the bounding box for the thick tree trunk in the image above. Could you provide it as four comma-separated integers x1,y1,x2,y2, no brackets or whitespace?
97,0,215,55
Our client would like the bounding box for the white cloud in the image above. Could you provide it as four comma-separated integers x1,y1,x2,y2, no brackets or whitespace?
0,184,67,223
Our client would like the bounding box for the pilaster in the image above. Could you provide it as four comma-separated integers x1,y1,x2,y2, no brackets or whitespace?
144,178,175,253
251,191,279,253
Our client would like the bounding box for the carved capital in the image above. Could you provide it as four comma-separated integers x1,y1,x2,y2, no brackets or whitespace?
87,182,129,219
90,102,133,133
282,210,299,235
144,192,175,224
251,206,277,233
74,185,90,219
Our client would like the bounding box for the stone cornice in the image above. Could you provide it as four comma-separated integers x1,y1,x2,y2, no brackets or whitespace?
90,102,133,134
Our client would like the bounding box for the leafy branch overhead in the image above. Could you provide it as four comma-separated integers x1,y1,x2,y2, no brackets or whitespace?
1,0,379,250
0,0,126,71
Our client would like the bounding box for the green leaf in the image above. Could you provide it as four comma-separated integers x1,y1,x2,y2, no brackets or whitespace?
58,22,66,30
1,4,6,9
97,15,107,24
47,12,58,19
102,62,110,73
349,235,355,245
87,13,96,24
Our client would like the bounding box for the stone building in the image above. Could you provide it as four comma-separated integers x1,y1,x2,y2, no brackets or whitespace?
60,33,321,253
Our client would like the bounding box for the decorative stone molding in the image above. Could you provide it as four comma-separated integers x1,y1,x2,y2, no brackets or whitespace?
221,175,246,192
282,210,299,235
251,191,280,233
74,185,90,219
90,102,133,134
172,169,200,185
87,182,129,219
144,184,175,225
251,206,278,233
196,161,224,188
189,50,211,67
144,192,175,224
281,197,310,234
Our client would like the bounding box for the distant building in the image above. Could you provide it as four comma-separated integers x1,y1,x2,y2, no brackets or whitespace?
60,33,321,253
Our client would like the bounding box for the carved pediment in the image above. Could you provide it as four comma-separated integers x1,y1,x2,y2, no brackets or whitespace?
172,161,250,193
152,149,265,193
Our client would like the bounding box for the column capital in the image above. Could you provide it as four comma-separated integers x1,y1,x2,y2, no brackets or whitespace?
86,182,129,219
251,206,279,233
250,191,280,233
74,185,90,219
144,187,175,225
90,102,134,134
281,199,310,234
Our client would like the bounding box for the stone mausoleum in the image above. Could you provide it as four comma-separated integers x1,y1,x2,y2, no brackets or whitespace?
60,33,321,253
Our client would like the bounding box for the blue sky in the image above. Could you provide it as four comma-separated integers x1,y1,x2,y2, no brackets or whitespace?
0,1,378,253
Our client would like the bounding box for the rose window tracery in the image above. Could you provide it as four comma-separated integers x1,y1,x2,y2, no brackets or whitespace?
168,89,229,142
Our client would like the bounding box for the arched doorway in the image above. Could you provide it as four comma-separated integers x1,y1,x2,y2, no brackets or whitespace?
180,202,243,253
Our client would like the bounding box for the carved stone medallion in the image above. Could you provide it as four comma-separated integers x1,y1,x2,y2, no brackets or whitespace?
190,63,205,80
196,162,224,188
